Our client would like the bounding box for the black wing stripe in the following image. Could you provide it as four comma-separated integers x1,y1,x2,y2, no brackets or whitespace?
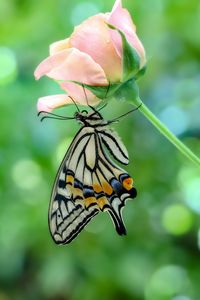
51,192,99,244
98,130,129,165
61,210,99,244
97,134,123,170
67,135,91,170
58,179,66,188
55,208,99,244
108,208,126,235
55,193,68,202
101,136,128,165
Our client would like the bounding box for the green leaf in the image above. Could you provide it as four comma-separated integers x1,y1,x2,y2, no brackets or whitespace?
70,81,122,99
107,23,140,82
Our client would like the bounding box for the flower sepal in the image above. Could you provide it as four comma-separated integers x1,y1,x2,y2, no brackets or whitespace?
71,77,140,107
113,78,140,106
70,80,122,99
134,65,146,80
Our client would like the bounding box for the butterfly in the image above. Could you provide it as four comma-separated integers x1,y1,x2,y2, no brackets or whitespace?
39,104,138,244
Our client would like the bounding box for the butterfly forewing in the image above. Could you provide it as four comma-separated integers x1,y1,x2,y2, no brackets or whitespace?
48,111,137,244
49,127,99,244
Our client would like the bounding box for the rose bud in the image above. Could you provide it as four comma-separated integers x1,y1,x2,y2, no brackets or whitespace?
34,0,146,112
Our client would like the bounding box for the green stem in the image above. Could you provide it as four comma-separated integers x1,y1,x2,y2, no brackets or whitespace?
133,97,200,167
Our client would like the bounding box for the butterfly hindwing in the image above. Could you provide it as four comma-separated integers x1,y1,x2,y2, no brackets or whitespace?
94,131,136,234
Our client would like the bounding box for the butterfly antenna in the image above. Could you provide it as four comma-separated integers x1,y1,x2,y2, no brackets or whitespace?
38,111,73,118
68,96,80,112
109,102,142,123
82,84,98,114
82,84,89,106
97,102,107,112
38,111,75,122
95,83,110,112
40,116,75,122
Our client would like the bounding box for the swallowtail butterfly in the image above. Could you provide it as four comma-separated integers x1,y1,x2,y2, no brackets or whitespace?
40,105,137,244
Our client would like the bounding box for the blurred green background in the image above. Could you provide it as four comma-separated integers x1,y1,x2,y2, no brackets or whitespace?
0,0,200,299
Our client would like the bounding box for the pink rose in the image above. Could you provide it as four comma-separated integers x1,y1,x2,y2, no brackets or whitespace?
34,0,146,112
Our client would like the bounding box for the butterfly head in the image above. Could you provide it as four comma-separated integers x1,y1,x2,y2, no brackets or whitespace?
74,110,88,124
74,108,103,126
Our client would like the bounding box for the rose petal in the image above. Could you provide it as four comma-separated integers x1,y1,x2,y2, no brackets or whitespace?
60,81,101,106
109,0,136,33
34,48,108,86
37,94,74,112
108,0,146,67
70,15,122,82
34,50,69,80
49,38,70,55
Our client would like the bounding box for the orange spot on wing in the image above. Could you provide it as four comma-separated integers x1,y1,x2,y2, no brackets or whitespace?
66,175,74,184
123,177,133,191
102,182,113,195
84,197,97,208
74,188,82,197
98,196,108,210
93,183,102,193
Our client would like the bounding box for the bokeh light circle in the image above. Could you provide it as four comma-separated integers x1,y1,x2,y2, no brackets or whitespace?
172,296,191,300
0,47,17,85
12,159,42,190
162,204,193,235
159,105,189,135
145,265,190,300
178,166,200,214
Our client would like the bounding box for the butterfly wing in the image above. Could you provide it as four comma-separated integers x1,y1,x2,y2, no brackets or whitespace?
94,127,137,235
49,126,137,245
98,128,129,164
49,127,99,244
